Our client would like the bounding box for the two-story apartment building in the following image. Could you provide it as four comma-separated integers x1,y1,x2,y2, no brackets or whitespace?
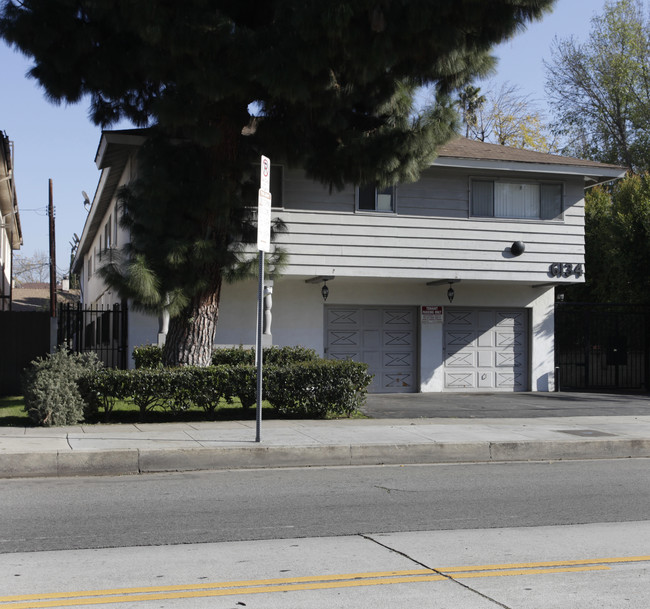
73,130,624,393
1,131,22,311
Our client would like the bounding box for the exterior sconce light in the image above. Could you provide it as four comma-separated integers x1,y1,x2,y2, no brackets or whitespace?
321,280,329,302
305,275,335,301
510,241,526,257
447,282,455,303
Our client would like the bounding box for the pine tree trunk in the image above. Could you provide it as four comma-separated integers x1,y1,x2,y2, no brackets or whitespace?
163,274,222,367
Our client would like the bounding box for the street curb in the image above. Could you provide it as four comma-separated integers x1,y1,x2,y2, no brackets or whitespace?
2,437,650,478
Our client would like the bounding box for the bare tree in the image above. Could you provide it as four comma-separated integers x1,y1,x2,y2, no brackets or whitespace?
460,81,557,152
12,250,50,285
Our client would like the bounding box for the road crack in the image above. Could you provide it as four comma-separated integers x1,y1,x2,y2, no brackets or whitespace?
374,485,418,494
359,533,513,609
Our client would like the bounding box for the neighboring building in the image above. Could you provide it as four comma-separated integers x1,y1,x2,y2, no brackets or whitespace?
11,281,80,312
0,131,22,311
73,130,625,392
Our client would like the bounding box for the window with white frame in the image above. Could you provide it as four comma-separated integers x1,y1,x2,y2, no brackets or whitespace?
471,179,563,220
357,184,396,212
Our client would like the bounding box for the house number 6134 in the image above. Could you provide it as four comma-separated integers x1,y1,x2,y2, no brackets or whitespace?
549,262,583,278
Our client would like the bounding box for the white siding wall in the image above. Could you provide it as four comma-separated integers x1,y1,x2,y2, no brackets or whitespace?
276,167,585,283
82,162,133,307
0,226,10,309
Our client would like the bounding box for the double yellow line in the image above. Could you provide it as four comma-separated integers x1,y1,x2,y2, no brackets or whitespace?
2,556,649,608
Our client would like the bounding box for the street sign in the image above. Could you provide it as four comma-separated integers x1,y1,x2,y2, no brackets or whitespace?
257,188,272,252
260,155,271,193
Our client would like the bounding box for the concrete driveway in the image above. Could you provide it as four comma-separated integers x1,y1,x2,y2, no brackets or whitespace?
362,391,650,419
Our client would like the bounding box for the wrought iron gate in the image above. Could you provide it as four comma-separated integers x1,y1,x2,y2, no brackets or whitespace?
57,303,128,369
555,303,649,391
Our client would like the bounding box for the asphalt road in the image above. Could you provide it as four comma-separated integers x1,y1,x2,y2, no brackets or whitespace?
2,458,649,554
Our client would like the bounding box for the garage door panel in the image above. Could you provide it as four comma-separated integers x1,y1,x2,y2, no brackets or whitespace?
477,331,494,347
446,351,475,367
328,330,360,347
445,371,474,388
476,351,493,367
384,330,414,347
384,351,413,367
328,309,360,326
384,309,414,325
444,307,528,392
477,311,495,328
382,372,415,390
497,311,525,327
363,330,381,349
446,331,474,348
327,306,417,394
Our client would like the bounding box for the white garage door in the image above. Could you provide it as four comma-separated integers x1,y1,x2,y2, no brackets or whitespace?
444,308,528,391
326,306,417,393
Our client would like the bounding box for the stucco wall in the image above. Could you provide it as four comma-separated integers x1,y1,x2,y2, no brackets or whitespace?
215,277,556,392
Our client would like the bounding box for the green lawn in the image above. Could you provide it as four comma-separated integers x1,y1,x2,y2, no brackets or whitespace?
0,395,27,426
0,395,366,426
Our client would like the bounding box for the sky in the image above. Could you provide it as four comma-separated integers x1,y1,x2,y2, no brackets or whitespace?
0,0,608,277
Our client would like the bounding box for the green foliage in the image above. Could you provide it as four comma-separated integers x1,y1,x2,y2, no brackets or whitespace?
212,346,255,366
0,0,554,366
132,344,164,369
211,345,318,367
62,354,372,422
546,0,650,170
124,368,174,420
21,350,103,426
459,81,556,152
567,174,650,304
80,368,132,422
266,360,373,418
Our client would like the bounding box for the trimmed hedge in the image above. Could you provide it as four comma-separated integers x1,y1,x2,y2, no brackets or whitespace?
23,346,373,425
266,360,372,418
80,360,371,421
133,344,320,369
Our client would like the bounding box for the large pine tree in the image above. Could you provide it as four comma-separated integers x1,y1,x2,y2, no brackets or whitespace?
1,0,556,365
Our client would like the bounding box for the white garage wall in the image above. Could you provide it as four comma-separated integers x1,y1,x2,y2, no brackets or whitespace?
215,278,556,393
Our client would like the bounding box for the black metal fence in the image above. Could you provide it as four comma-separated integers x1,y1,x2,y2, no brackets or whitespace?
57,303,128,369
555,303,650,391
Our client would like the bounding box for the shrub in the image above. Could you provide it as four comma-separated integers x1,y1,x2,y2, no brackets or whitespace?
80,368,132,422
22,349,104,426
266,359,372,418
126,367,173,419
223,365,257,409
133,344,163,369
177,366,229,416
211,346,255,366
264,345,319,366
211,345,319,367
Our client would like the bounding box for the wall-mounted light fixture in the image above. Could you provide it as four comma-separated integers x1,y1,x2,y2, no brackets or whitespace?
321,280,329,301
426,278,460,304
510,240,526,257
305,276,334,302
447,282,455,303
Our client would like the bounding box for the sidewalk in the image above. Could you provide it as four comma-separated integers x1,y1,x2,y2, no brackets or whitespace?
2,405,650,478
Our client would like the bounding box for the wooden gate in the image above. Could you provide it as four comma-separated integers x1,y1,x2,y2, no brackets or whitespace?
0,311,51,396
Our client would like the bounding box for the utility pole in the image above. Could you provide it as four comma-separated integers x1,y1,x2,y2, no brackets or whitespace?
49,179,56,318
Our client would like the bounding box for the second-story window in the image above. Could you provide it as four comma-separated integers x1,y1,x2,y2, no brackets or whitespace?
472,179,563,220
357,184,396,212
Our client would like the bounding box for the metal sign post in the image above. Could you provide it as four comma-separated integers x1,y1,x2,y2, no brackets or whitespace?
256,156,272,442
